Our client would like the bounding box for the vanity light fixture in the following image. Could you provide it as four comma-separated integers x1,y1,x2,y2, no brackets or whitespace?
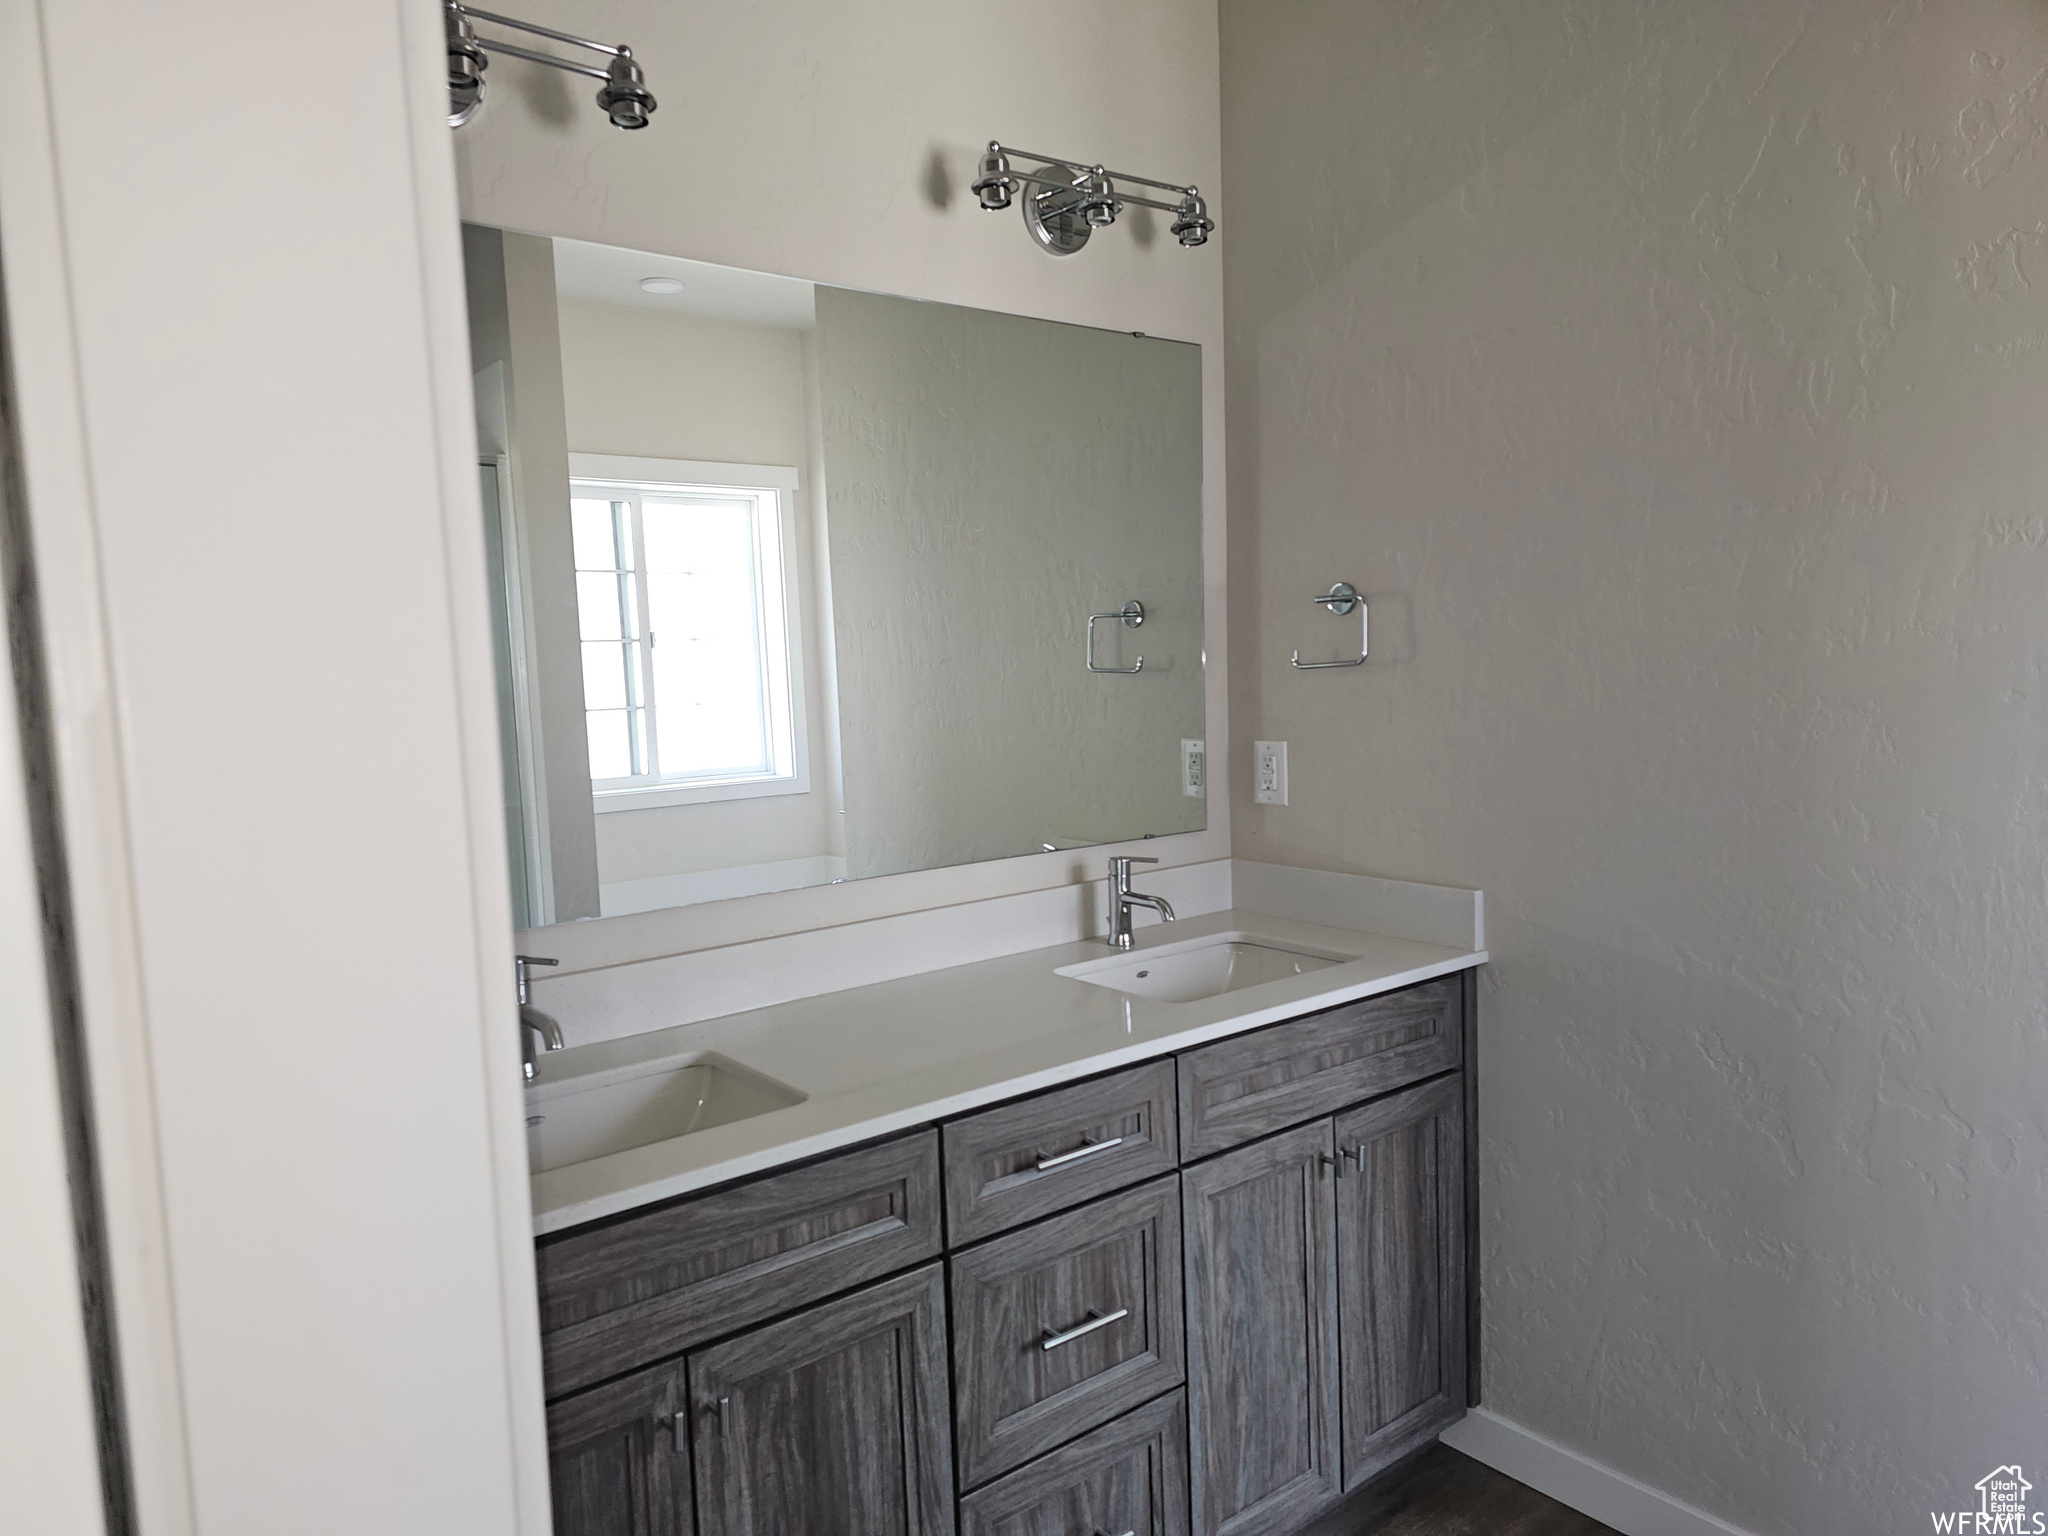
445,0,656,131
971,142,1214,256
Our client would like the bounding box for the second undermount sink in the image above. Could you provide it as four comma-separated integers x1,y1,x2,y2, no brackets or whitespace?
525,1052,806,1173
1057,930,1347,1004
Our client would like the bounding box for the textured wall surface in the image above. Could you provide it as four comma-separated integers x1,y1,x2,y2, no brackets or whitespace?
815,286,1205,878
1221,1,2048,1530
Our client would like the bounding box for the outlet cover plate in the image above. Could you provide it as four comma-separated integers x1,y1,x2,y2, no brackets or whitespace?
1253,740,1288,806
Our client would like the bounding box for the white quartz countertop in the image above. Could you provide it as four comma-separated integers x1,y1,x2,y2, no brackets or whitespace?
527,908,1486,1234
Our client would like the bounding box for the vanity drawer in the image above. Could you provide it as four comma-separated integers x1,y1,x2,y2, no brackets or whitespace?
951,1174,1185,1488
535,1130,941,1398
944,1060,1180,1245
958,1389,1190,1536
1176,978,1462,1160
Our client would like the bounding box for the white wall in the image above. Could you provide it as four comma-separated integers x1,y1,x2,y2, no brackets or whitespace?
1222,1,2048,1530
0,429,104,1535
4,0,547,1530
555,300,844,898
815,285,1205,879
458,0,1229,970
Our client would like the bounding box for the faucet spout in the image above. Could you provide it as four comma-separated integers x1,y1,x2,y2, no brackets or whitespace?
1105,855,1175,949
521,1002,565,1052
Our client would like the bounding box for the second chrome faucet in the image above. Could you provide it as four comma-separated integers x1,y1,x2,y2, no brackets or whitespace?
1106,855,1175,949
516,953,564,1081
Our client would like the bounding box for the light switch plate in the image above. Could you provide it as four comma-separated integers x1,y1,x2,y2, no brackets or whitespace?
1181,738,1206,798
1252,740,1288,806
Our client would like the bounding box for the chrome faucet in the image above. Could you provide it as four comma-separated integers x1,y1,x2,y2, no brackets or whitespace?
516,954,564,1082
1106,856,1176,949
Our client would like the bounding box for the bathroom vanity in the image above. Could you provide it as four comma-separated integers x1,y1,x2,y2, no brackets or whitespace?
527,916,1481,1536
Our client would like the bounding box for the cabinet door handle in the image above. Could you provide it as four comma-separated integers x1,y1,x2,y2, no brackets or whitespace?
652,1411,679,1443
1096,1530,1138,1536
1036,1135,1124,1171
1345,1145,1367,1172
1315,1152,1339,1175
1041,1307,1129,1351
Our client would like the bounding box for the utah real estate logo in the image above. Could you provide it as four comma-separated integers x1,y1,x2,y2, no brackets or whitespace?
1934,1467,2043,1534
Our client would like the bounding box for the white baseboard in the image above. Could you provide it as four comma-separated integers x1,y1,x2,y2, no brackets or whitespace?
1440,1410,1755,1536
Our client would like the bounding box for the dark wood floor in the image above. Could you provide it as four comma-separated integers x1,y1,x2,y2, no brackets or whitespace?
1299,1445,1619,1536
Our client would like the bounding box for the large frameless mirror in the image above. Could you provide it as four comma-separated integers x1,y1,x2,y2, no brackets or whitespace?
465,226,1205,927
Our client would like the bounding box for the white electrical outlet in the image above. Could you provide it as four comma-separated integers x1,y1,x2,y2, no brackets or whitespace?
1181,738,1206,799
1253,740,1288,806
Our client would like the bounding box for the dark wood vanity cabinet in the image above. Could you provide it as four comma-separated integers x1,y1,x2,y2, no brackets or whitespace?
949,1174,1186,1487
544,1358,692,1536
689,1265,955,1536
1332,1076,1467,1490
535,971,1477,1536
1179,1079,1467,1536
1181,1120,1341,1536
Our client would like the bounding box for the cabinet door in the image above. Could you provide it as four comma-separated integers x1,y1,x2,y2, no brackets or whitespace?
546,1357,692,1536
690,1264,955,1536
1334,1076,1466,1490
1182,1120,1340,1536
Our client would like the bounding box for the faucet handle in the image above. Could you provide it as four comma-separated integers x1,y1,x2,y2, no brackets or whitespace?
1109,855,1160,873
514,954,558,1004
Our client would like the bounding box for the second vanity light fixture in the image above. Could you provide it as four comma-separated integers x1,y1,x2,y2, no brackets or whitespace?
446,1,656,131
972,142,1213,256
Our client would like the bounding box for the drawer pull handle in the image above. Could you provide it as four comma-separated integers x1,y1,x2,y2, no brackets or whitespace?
1036,1135,1125,1171
1041,1307,1129,1351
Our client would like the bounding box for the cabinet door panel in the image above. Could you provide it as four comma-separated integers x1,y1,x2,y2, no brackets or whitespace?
1334,1076,1466,1489
957,1390,1190,1536
943,1059,1179,1244
951,1175,1184,1487
690,1265,954,1536
546,1358,692,1536
1177,980,1460,1159
1182,1121,1339,1536
538,1130,941,1398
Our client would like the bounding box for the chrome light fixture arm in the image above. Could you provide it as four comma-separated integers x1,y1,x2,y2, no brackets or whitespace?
459,3,631,60
446,0,655,130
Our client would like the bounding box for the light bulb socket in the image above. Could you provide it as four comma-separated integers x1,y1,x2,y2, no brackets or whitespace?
1082,168,1120,228
1170,188,1213,247
972,143,1015,211
596,51,655,130
446,3,488,127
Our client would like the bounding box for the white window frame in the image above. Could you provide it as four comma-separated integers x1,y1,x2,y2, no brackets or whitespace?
568,453,811,813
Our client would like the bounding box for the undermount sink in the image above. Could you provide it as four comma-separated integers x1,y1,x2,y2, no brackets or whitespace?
525,1052,806,1173
1057,931,1346,1004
